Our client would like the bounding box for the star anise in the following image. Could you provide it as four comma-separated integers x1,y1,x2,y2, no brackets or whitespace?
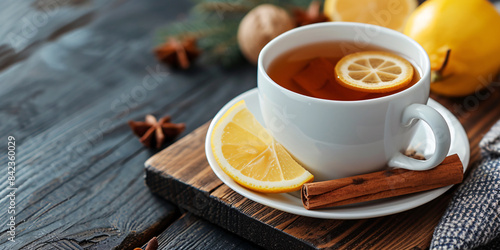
294,1,329,26
134,236,158,250
154,37,201,69
128,115,186,149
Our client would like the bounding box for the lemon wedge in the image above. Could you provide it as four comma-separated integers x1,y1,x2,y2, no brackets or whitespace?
211,100,313,193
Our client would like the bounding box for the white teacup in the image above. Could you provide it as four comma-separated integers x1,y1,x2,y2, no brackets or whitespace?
257,22,451,181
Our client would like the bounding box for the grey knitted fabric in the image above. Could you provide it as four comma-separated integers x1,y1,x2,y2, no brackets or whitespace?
431,120,500,249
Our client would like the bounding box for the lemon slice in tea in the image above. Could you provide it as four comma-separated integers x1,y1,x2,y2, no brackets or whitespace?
334,51,414,93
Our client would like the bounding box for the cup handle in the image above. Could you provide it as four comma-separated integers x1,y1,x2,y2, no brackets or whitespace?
388,103,451,171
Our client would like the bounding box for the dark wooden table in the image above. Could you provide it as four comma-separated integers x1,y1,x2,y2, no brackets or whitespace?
0,0,499,249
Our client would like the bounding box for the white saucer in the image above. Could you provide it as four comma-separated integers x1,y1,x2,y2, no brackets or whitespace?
205,88,469,219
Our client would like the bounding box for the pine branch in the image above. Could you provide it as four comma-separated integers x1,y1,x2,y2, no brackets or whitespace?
196,19,242,65
202,37,243,66
155,18,223,44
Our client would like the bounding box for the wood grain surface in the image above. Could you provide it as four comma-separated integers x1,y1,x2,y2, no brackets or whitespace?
0,0,259,249
145,80,500,249
140,213,259,250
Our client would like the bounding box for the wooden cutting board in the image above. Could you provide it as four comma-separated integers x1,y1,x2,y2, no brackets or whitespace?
145,123,447,249
144,87,500,249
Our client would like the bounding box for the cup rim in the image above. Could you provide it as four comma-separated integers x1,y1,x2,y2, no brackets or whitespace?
257,22,431,105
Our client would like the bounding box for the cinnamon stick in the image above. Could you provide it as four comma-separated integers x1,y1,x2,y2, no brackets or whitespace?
301,154,463,210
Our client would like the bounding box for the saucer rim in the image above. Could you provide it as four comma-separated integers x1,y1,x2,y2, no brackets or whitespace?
205,88,469,219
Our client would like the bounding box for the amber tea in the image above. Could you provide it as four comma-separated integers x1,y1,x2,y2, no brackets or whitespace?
266,41,421,101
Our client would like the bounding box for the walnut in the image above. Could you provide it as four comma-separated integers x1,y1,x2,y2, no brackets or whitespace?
237,4,296,64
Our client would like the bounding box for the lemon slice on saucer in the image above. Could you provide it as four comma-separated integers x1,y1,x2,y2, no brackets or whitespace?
335,51,414,93
211,100,313,193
